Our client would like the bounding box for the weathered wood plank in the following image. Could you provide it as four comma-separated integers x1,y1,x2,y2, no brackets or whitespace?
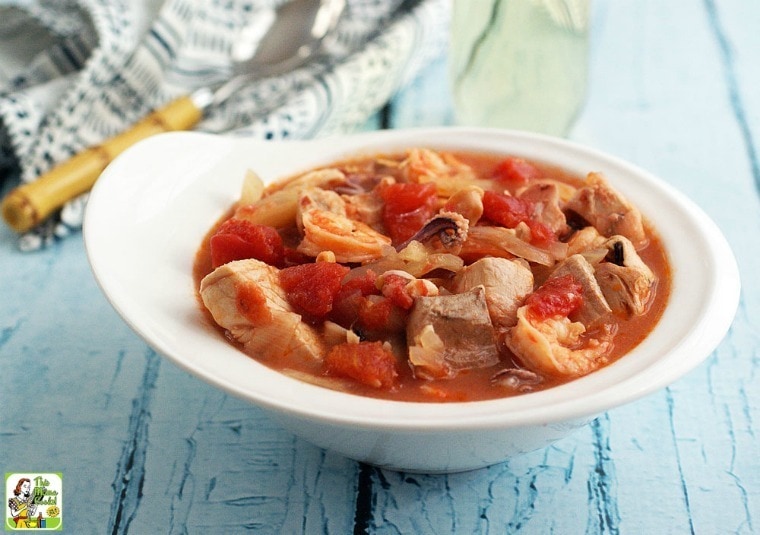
363,1,760,533
0,232,362,533
567,2,757,533
576,2,760,532
124,363,359,534
0,236,156,528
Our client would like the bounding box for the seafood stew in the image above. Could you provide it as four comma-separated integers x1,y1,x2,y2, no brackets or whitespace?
194,148,670,402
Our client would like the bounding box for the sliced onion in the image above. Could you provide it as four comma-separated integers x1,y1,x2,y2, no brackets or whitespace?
546,240,569,262
281,368,354,391
408,324,449,379
403,253,463,278
267,168,346,194
350,241,464,279
579,247,608,266
463,226,556,266
239,169,265,206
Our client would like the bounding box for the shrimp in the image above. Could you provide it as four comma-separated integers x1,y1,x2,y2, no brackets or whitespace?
400,148,491,196
506,307,613,377
401,148,472,182
235,169,346,228
297,188,391,263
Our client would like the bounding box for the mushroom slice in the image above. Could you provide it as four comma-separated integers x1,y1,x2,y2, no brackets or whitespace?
596,235,657,316
454,257,534,329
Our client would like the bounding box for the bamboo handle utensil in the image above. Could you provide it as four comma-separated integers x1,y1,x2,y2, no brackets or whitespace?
1,0,345,233
1,96,202,232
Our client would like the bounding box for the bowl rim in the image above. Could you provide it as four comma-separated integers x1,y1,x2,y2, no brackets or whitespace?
84,126,741,431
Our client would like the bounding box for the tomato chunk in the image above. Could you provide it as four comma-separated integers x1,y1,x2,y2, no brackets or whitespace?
279,263,350,319
358,296,406,333
380,273,415,310
339,270,380,298
493,157,542,188
482,190,533,228
525,275,583,320
210,219,284,268
482,190,556,245
380,182,437,244
330,270,380,327
324,341,399,388
527,220,557,246
330,271,407,334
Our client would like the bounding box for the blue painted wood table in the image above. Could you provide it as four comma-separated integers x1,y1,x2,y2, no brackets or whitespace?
2,1,759,533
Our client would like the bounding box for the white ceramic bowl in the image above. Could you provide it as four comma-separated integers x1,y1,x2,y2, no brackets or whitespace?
84,127,740,473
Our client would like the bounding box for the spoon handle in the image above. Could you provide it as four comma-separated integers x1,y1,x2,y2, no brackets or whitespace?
1,95,203,233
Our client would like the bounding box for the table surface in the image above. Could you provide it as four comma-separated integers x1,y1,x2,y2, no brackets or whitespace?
2,1,759,533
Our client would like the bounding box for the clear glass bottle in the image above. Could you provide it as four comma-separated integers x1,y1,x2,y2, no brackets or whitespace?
450,0,590,137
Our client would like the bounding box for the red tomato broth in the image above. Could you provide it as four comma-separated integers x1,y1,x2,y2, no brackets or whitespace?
194,150,671,403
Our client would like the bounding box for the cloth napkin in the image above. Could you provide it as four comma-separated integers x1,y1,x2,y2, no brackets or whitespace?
0,0,449,251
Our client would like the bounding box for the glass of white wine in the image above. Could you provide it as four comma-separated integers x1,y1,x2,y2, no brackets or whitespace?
449,0,590,137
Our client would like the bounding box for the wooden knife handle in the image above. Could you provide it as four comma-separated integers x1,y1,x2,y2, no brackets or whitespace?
1,95,203,233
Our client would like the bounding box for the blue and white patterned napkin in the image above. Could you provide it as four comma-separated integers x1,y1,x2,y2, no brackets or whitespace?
0,0,449,251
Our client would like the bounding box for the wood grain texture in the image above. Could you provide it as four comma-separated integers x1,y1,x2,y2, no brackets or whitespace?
1,1,758,533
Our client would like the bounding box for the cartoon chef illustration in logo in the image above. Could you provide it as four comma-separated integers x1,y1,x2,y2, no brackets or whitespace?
7,478,37,529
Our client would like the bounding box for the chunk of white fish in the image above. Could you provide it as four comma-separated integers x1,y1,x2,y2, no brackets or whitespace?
200,259,325,362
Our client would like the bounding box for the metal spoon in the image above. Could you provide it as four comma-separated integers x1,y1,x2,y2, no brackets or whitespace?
2,0,346,233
